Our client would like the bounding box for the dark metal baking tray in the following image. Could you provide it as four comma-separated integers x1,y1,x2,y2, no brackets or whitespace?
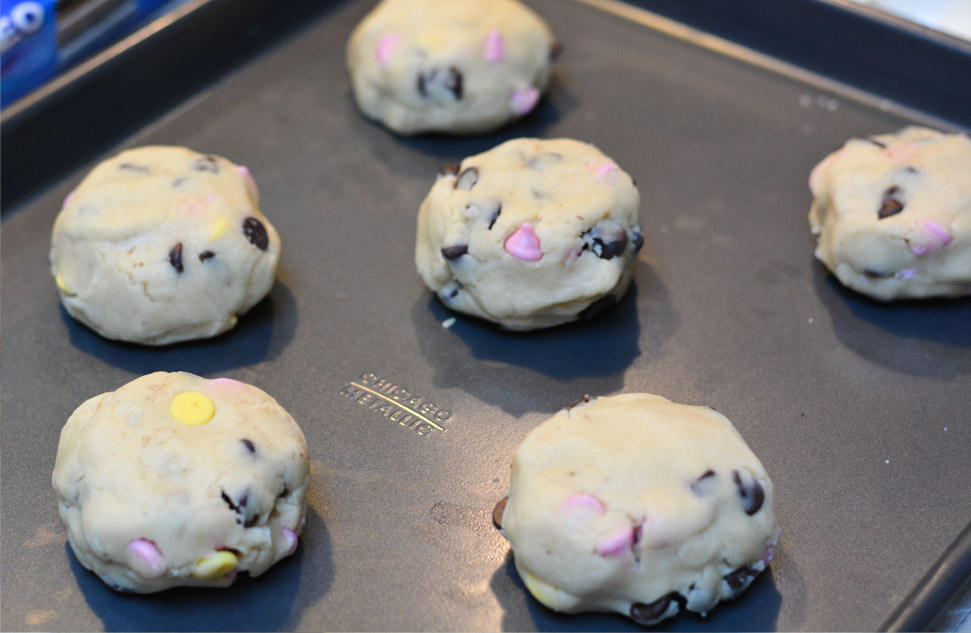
2,0,970,630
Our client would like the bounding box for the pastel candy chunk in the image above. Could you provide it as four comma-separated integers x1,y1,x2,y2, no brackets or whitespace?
909,219,953,255
237,165,260,203
282,527,299,555
505,223,543,261
510,87,540,116
561,492,605,515
595,527,634,557
194,550,238,578
170,392,215,426
126,539,167,579
376,32,398,66
484,29,504,62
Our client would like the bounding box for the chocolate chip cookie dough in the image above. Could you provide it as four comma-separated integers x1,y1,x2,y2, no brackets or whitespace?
809,126,971,300
415,138,642,330
52,372,310,593
495,393,780,626
50,146,280,345
347,0,556,134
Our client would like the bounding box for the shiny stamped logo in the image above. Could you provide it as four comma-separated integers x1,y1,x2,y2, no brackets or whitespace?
339,372,453,437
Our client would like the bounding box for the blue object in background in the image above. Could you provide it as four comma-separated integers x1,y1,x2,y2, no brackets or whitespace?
1,0,58,106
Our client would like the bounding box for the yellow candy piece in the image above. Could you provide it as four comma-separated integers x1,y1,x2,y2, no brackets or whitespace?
55,273,73,295
169,392,215,426
210,217,228,239
228,314,238,328
522,570,559,608
193,551,237,578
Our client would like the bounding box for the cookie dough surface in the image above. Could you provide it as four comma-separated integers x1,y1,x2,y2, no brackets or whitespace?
498,393,780,625
415,138,642,330
50,146,281,345
809,126,971,300
347,0,556,135
52,371,310,593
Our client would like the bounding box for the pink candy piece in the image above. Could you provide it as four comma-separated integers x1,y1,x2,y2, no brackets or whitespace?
126,539,167,579
885,143,921,161
595,528,634,557
910,220,952,255
484,29,505,62
237,165,260,203
510,87,540,116
63,190,76,209
376,33,399,66
282,527,299,555
586,160,619,181
895,268,919,280
504,223,543,261
561,492,605,515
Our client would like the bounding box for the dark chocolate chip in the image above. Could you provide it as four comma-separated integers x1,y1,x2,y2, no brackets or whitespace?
488,204,502,230
221,491,240,513
455,167,479,191
192,156,220,173
198,250,216,262
578,295,616,322
241,438,256,453
632,231,644,253
439,164,460,176
723,566,758,592
550,41,564,61
564,395,591,411
442,283,461,300
119,163,149,173
863,268,890,279
630,594,677,625
691,469,716,495
168,243,184,273
280,483,290,498
441,245,468,260
733,470,765,515
582,224,629,260
417,66,463,100
878,185,905,219
244,513,259,528
526,152,563,170
243,217,269,250
493,497,508,529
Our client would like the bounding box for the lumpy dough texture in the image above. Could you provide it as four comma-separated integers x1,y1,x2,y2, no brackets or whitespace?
52,372,310,593
415,138,642,330
346,0,555,134
809,126,971,300
50,146,280,345
498,393,780,626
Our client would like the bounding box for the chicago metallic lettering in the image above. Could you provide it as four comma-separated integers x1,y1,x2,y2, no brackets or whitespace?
339,372,454,436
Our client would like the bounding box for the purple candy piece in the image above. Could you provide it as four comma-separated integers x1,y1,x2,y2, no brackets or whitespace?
282,527,298,555
126,539,167,579
63,190,76,209
376,33,398,66
510,87,540,116
484,29,504,62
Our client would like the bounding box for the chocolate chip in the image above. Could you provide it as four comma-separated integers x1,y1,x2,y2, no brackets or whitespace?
441,245,468,260
550,41,564,61
241,439,256,453
441,283,461,300
192,156,220,173
455,167,479,191
488,204,502,230
493,497,508,529
582,225,629,260
243,217,269,250
168,243,184,273
856,136,887,149
691,469,716,495
863,268,890,279
578,295,616,322
119,163,149,173
221,491,241,513
564,395,591,411
733,470,765,515
439,164,460,176
417,66,463,100
279,483,290,498
723,566,758,593
632,231,644,253
878,186,905,219
526,152,562,170
198,250,216,262
630,594,677,625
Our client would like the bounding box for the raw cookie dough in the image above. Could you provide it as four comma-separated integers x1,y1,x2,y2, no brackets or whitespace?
496,393,780,626
808,126,971,300
50,146,281,345
346,0,556,135
52,371,310,593
415,138,642,330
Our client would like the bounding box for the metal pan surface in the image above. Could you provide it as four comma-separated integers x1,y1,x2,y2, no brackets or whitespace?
2,0,970,630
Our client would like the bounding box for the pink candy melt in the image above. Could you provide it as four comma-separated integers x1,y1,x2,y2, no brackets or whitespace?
376,33,398,66
283,527,298,555
561,492,605,515
510,87,540,116
587,160,619,181
127,539,167,579
505,223,543,261
910,220,952,255
63,190,76,209
484,29,505,61
595,528,633,557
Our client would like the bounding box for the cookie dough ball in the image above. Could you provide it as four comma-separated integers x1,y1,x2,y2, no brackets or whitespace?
415,138,642,330
52,372,310,593
496,393,780,626
346,0,556,135
809,126,971,300
50,146,281,345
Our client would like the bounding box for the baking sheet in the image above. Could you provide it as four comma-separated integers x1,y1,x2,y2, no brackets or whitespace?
2,0,970,630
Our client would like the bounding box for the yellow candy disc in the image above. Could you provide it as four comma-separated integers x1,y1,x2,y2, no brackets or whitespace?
522,570,558,607
170,392,215,426
193,551,237,578
55,273,75,296
209,217,228,239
